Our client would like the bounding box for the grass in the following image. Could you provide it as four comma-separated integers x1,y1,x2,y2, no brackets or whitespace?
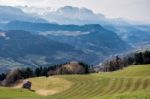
0,87,39,98
96,64,150,77
0,64,150,99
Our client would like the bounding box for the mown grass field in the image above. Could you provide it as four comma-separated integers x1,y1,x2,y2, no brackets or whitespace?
0,65,150,99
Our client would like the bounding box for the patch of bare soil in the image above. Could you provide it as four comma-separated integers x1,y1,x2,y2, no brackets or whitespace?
36,89,59,96
12,77,72,96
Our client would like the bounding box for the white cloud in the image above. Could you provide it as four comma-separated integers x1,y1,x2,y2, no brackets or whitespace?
39,31,90,36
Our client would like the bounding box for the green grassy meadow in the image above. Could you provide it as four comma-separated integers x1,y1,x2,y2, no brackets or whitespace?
0,65,150,99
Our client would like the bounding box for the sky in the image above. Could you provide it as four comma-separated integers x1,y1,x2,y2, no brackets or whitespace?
0,0,150,24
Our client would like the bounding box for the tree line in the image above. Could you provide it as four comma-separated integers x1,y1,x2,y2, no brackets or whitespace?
102,50,150,72
0,61,93,86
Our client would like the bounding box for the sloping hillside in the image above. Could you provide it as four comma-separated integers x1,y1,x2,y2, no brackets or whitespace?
0,65,149,99
0,30,91,70
98,65,150,77
106,24,150,45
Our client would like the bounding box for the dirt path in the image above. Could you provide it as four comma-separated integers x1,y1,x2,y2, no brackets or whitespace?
12,77,73,96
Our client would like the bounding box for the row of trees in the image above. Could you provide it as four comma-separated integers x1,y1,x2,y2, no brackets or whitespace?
102,50,150,71
134,51,150,64
0,62,93,86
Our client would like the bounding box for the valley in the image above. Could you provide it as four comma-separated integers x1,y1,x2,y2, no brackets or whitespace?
0,4,150,99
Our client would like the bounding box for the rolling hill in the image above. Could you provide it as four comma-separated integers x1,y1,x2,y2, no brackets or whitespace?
0,64,149,99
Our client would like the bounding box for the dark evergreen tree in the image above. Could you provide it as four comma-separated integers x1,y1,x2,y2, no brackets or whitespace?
0,73,6,81
135,52,144,64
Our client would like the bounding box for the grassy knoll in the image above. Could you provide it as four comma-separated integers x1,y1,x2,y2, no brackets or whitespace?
0,65,150,99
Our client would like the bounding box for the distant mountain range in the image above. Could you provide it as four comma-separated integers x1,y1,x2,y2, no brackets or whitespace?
3,21,131,54
17,6,107,25
40,6,106,25
0,30,94,72
0,6,47,24
105,24,150,46
0,5,149,72
0,21,132,71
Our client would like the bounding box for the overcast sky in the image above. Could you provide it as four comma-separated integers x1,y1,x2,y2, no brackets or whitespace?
0,0,150,23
